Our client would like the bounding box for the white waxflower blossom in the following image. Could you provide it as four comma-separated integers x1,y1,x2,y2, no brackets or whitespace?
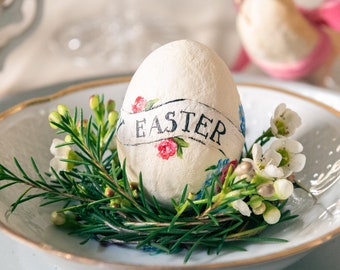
251,143,284,178
270,103,302,138
50,138,77,173
270,138,306,178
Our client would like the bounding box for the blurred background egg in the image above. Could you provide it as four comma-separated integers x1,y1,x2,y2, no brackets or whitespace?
116,40,245,206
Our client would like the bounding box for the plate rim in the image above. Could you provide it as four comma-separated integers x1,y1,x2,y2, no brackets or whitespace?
0,77,339,269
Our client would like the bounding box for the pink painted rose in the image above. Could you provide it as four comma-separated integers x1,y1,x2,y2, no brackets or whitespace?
132,96,147,113
156,139,177,160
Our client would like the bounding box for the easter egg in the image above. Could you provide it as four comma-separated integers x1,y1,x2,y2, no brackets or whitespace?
116,40,246,206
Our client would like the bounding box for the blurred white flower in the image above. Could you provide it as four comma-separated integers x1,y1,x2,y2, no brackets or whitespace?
270,138,306,178
50,138,77,173
270,103,301,138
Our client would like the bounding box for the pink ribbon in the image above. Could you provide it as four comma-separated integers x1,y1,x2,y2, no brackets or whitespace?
232,0,340,79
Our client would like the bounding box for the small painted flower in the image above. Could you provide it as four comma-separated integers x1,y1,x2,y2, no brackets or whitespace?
250,143,284,178
132,96,147,113
270,138,306,178
131,96,159,113
270,103,301,138
155,138,177,160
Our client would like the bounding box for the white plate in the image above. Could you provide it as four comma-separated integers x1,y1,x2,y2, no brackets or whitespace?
0,77,339,270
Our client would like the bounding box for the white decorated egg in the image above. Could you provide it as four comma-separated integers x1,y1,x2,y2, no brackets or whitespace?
116,40,246,206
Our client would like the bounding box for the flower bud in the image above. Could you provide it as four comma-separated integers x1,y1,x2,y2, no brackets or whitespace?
51,210,76,227
249,195,263,209
234,160,253,175
51,211,65,225
106,99,116,112
263,202,281,224
57,104,69,117
77,119,88,129
110,198,121,208
129,182,139,191
273,178,294,200
104,186,115,197
48,111,62,129
89,95,100,110
108,111,119,127
257,182,275,198
64,134,72,143
252,202,266,215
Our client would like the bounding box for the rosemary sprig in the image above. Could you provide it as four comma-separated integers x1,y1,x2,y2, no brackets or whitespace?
0,95,302,263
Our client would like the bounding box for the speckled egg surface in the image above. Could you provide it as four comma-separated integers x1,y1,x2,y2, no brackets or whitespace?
116,40,246,206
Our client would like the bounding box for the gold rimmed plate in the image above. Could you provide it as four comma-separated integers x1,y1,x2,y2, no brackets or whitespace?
0,77,339,270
